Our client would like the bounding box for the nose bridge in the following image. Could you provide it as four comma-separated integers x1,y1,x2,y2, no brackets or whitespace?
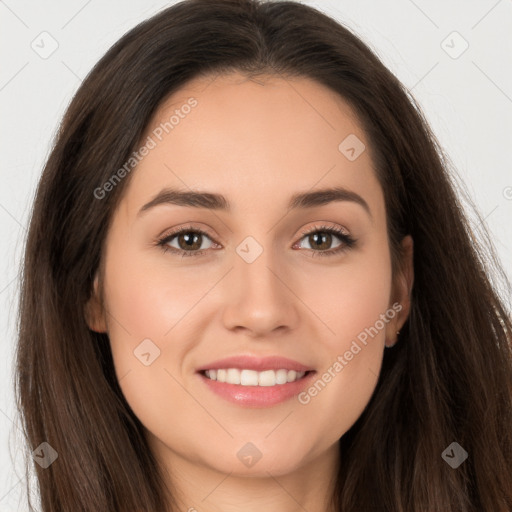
234,235,282,305
221,234,299,335
237,241,276,293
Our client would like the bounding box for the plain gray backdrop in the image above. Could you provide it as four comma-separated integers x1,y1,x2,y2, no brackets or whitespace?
1,0,511,509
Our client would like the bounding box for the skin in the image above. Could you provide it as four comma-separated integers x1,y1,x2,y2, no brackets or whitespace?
86,72,414,512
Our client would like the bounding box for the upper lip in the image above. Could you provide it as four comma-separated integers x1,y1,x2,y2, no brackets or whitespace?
196,355,314,373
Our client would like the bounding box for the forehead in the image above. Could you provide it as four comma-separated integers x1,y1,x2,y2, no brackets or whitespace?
121,72,384,219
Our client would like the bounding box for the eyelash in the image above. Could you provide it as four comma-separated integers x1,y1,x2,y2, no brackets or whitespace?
156,224,357,258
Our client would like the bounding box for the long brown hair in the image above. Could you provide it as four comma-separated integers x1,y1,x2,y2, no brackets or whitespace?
15,0,512,510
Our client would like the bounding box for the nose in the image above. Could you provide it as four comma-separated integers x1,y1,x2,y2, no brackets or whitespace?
221,244,300,337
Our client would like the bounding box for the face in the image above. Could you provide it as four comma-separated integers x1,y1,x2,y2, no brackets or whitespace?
87,72,413,480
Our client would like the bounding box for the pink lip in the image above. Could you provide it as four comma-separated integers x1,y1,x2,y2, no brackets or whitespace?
198,371,317,408
196,355,316,408
196,355,314,372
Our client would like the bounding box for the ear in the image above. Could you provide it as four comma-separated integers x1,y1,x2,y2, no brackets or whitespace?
84,274,108,333
385,235,414,348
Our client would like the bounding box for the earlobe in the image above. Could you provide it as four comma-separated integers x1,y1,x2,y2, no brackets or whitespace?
385,235,414,347
84,275,107,333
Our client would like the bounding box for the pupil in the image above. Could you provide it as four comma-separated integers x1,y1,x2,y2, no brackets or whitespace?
312,232,331,250
180,232,201,250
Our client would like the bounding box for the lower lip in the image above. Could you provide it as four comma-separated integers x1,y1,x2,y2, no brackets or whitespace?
198,371,317,408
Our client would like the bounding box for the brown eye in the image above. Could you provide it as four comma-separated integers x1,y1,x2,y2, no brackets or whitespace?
304,231,338,251
294,225,356,257
175,231,204,251
158,228,215,256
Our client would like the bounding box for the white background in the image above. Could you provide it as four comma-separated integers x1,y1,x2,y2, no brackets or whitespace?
1,0,511,509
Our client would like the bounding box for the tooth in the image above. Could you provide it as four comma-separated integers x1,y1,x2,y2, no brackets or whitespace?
258,370,277,386
226,368,241,385
240,369,259,386
205,368,308,385
275,369,288,384
287,370,297,383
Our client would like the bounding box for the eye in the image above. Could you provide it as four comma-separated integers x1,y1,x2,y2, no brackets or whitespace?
157,225,217,258
156,223,356,258
294,224,356,257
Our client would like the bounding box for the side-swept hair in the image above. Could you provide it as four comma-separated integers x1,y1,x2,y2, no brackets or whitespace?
15,1,512,510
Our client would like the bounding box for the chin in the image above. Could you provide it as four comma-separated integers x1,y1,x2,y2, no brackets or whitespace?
202,447,309,478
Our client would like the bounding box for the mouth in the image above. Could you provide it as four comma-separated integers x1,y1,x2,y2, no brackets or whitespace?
195,355,316,408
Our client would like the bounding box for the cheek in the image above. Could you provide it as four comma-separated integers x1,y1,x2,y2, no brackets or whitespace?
99,245,191,391
102,245,207,345
301,237,393,352
292,237,393,433
100,248,204,441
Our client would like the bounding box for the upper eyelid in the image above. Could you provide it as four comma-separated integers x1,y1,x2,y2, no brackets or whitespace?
158,224,216,243
159,223,351,246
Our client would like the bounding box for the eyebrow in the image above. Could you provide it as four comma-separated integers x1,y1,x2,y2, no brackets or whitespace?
138,186,372,219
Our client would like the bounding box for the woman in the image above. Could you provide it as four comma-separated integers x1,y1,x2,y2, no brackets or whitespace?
15,0,512,510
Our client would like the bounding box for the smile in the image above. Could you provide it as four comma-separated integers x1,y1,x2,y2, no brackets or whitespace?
202,368,308,386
